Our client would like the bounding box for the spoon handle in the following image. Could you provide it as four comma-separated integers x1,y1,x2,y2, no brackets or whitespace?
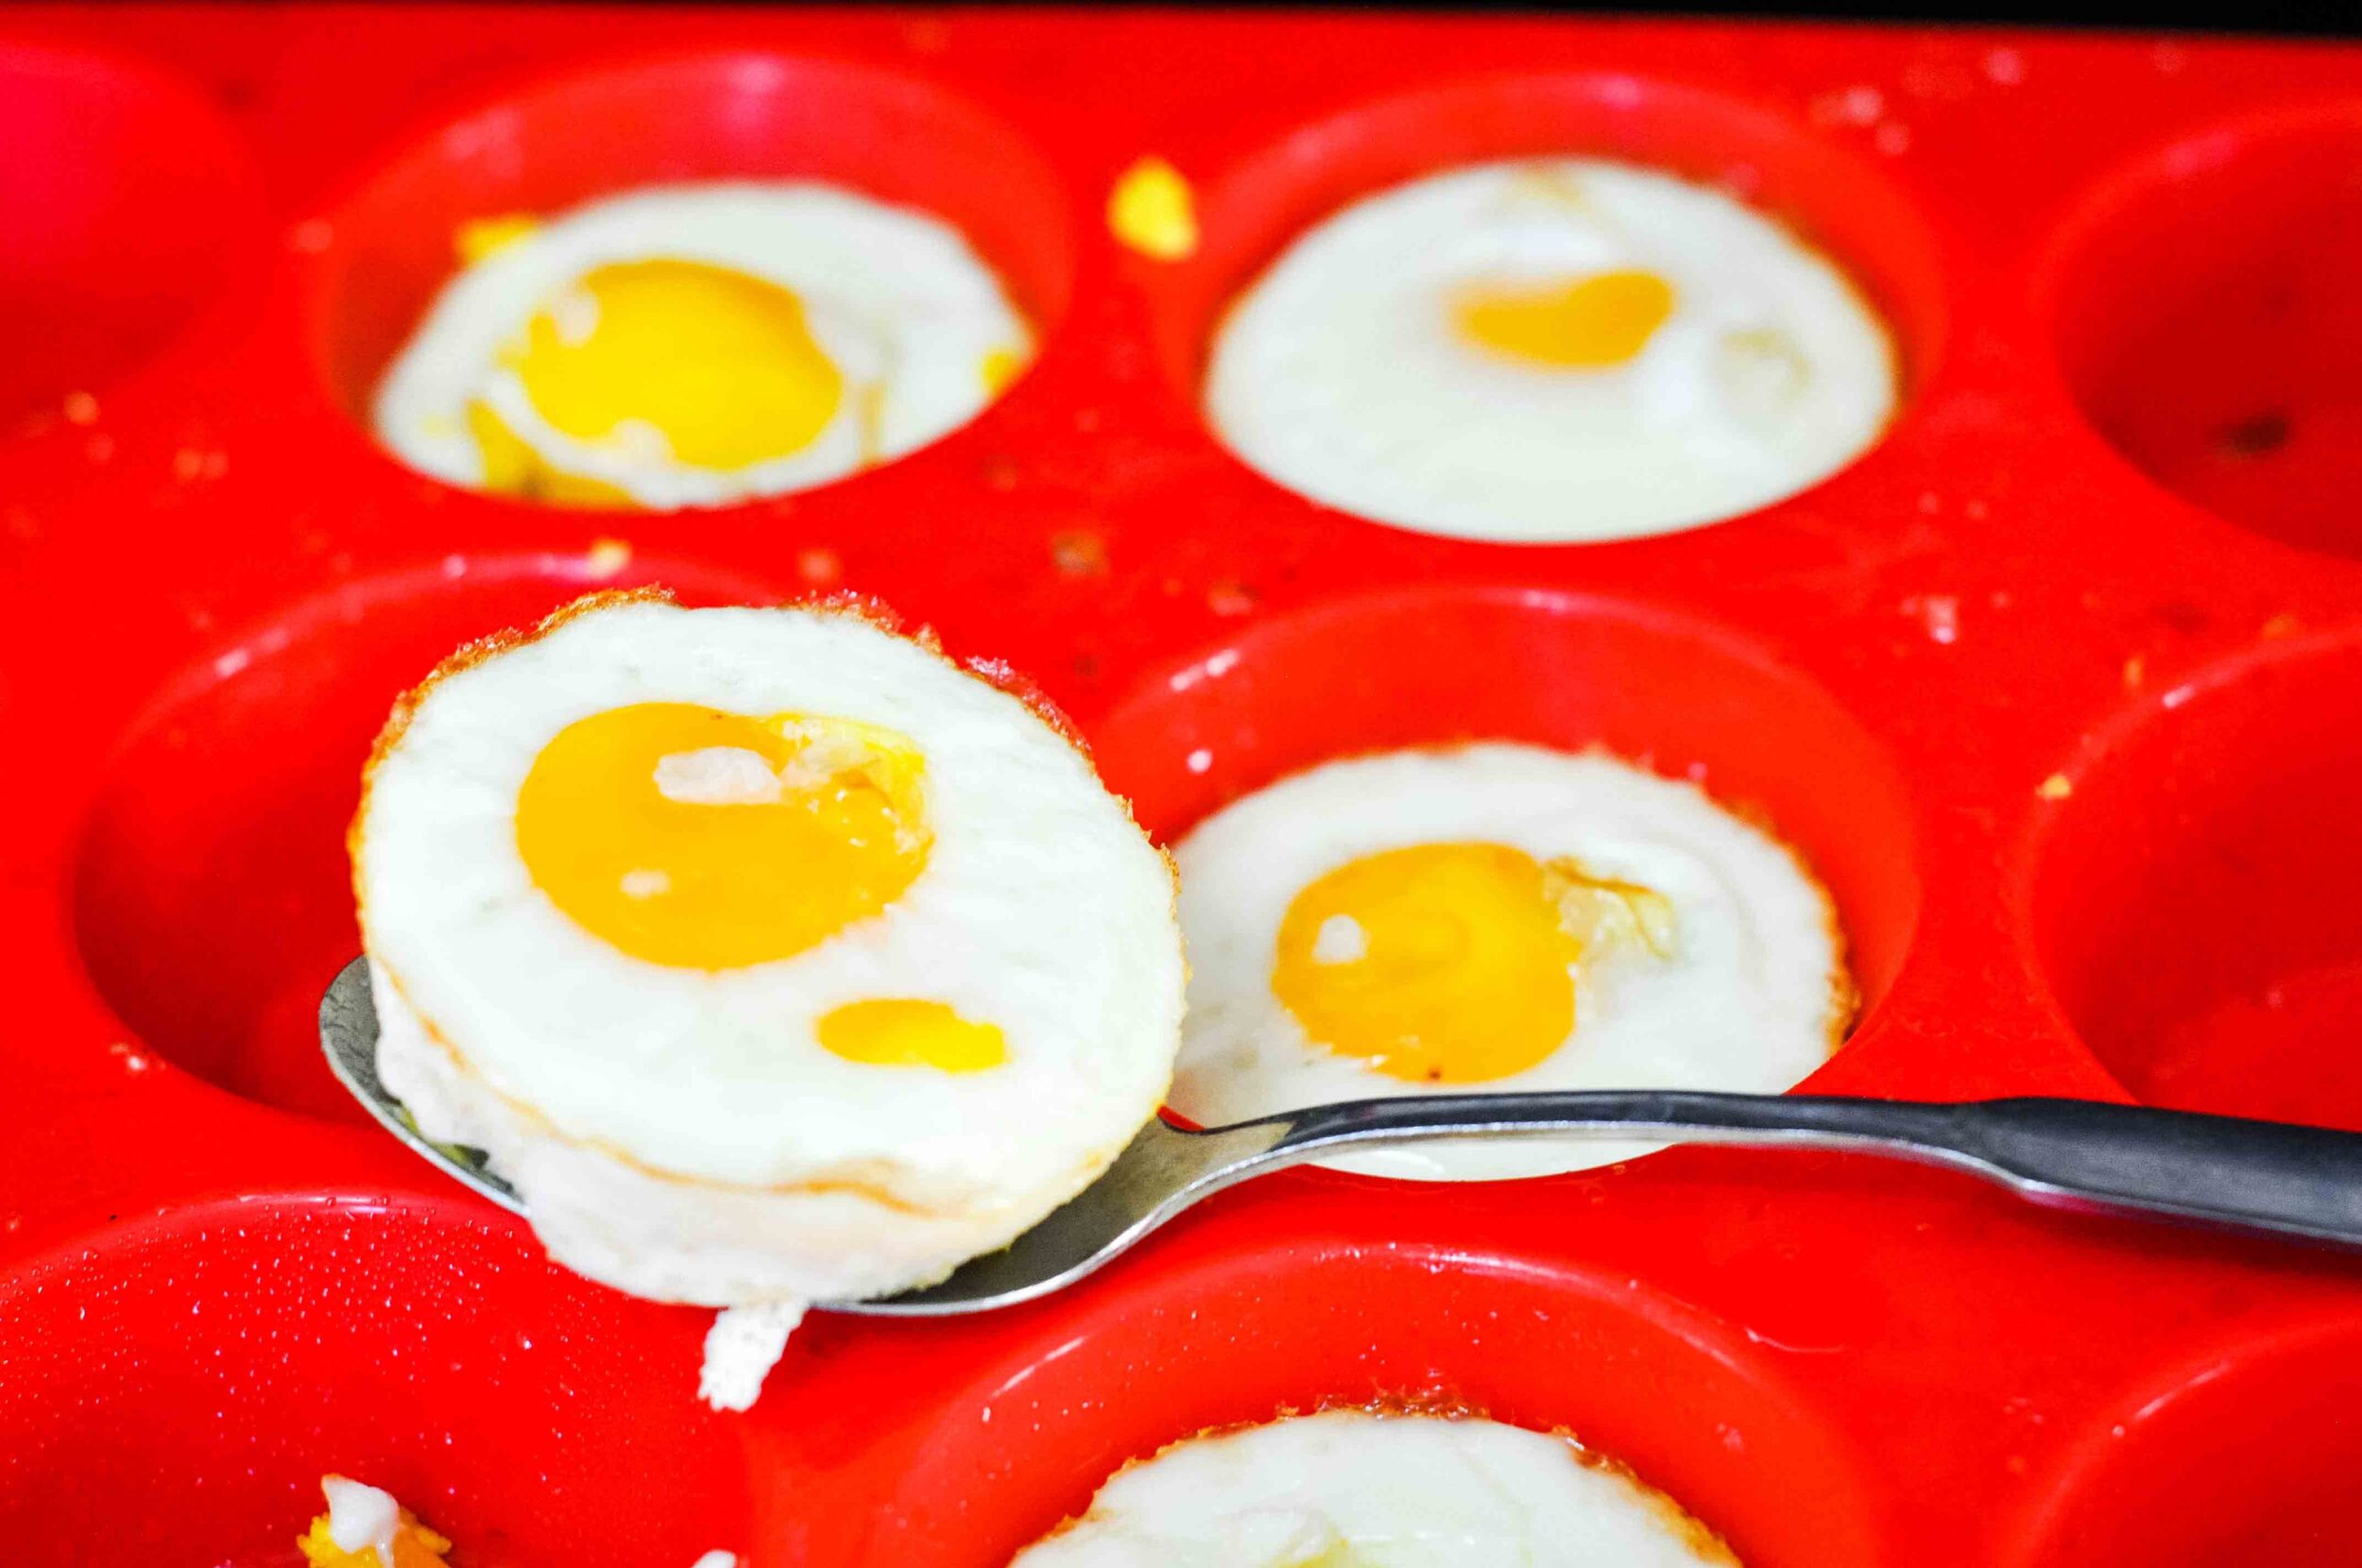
1254,1091,2362,1248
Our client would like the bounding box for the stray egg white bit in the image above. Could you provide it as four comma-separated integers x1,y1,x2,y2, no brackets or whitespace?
321,1475,402,1566
701,1301,807,1412
1310,914,1366,964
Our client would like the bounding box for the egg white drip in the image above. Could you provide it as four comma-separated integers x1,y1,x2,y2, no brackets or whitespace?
358,600,1181,1222
373,181,1030,508
1009,1410,1730,1567
1172,744,1844,1181
699,1301,806,1412
1206,158,1896,543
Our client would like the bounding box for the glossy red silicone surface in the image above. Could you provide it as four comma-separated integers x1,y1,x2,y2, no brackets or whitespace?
4,9,2362,1564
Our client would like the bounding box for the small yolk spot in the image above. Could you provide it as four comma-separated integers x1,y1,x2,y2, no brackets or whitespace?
515,703,929,969
1453,268,1676,369
1108,156,1198,260
497,258,843,478
454,212,541,264
817,998,1007,1073
1273,842,1582,1083
982,344,1029,396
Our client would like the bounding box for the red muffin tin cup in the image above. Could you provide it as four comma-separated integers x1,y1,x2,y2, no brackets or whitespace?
0,38,264,433
0,1196,745,1563
5,9,2362,1566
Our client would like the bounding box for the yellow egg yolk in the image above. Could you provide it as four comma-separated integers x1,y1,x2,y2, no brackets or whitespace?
1453,268,1676,369
298,1510,452,1568
817,997,1006,1072
470,256,844,498
1272,842,1676,1083
1108,156,1199,261
515,702,929,970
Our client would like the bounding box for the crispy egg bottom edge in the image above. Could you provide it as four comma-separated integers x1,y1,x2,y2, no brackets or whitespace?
1018,1395,1743,1566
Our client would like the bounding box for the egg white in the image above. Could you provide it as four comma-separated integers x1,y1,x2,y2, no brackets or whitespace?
373,181,1031,508
353,595,1183,1312
1010,1409,1736,1566
1206,158,1896,543
1171,744,1849,1181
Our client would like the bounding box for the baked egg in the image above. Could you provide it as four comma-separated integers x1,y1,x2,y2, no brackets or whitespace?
1171,743,1850,1179
351,591,1183,1406
1206,158,1895,542
373,181,1033,509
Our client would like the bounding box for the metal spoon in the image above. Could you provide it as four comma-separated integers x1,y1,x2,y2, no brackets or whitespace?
322,957,2362,1316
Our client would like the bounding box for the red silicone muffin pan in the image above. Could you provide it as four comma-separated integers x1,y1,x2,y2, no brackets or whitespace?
5,7,2362,1563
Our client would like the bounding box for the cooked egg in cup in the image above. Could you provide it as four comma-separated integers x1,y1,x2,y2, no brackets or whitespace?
373,182,1034,508
351,592,1183,1406
1206,158,1897,543
1010,1408,1737,1565
1172,743,1852,1180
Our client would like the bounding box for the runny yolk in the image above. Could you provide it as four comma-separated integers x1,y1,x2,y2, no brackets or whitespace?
1453,268,1677,369
515,702,928,970
817,998,1007,1073
1271,842,1677,1084
471,257,844,495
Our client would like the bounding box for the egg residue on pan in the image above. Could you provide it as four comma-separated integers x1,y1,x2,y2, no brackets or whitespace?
297,1474,738,1568
1205,158,1897,543
1008,1408,1739,1566
1171,743,1853,1180
300,1475,450,1568
373,182,1034,509
350,591,1184,1408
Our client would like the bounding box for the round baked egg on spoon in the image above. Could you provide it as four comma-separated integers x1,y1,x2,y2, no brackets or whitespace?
351,591,1182,1407
372,181,1034,508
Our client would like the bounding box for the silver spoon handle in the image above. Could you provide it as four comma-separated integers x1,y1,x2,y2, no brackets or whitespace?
1249,1091,2362,1247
